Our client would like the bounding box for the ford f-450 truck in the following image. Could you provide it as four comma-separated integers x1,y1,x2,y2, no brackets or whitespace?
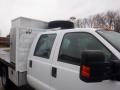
0,17,120,90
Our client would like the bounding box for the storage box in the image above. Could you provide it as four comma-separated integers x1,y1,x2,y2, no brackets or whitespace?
10,17,48,72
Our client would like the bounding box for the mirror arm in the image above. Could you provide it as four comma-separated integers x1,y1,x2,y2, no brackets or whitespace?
102,62,112,80
99,60,120,81
110,60,120,81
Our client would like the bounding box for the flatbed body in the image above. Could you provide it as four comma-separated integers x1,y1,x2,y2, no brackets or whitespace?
0,48,15,70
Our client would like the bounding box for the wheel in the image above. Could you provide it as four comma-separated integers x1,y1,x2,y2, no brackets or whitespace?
1,66,16,90
0,66,23,90
1,66,9,90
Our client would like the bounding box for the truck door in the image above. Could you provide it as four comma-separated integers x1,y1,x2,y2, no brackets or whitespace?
27,33,57,90
51,32,120,90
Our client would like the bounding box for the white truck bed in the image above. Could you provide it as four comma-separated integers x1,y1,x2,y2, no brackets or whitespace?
0,48,10,64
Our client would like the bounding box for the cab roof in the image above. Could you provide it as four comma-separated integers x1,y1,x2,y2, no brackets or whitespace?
45,28,102,33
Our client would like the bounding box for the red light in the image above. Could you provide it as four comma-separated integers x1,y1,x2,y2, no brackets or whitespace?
81,65,90,78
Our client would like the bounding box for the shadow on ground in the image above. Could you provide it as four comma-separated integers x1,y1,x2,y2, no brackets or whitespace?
0,77,34,90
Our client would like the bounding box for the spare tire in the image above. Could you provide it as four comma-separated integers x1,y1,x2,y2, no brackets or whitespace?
48,21,74,29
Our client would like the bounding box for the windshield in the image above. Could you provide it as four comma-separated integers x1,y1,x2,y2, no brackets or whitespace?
97,30,120,52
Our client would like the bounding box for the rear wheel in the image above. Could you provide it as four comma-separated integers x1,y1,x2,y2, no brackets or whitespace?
0,65,32,90
1,66,16,90
1,67,7,88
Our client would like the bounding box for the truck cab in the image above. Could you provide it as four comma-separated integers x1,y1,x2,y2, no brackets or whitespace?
27,28,120,90
1,17,120,90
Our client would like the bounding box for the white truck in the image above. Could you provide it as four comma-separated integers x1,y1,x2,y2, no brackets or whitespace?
0,17,120,90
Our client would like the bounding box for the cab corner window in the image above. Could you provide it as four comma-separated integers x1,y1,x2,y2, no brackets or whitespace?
34,34,56,59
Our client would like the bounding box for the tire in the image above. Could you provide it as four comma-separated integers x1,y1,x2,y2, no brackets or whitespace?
1,66,15,90
0,66,27,90
48,21,74,29
1,66,9,90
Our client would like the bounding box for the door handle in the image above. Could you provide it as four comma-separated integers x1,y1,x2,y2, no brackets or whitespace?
52,67,57,78
29,60,32,68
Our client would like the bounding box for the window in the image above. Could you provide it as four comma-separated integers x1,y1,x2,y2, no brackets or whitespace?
97,30,120,52
58,32,117,65
34,34,56,59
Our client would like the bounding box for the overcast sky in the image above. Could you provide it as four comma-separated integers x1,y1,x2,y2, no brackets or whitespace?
0,0,120,36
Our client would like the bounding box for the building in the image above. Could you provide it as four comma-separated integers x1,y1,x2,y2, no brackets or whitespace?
0,37,10,47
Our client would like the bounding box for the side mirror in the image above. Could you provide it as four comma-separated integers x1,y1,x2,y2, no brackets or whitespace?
80,50,107,82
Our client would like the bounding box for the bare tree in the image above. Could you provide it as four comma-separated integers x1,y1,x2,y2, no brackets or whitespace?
114,15,120,32
74,10,120,32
